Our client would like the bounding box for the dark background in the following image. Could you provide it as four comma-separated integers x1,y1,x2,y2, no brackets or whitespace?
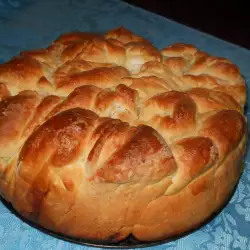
122,0,250,50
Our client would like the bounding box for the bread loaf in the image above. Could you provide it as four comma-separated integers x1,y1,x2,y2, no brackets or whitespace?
0,27,247,243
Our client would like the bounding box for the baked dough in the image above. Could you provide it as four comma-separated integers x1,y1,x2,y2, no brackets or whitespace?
0,27,247,243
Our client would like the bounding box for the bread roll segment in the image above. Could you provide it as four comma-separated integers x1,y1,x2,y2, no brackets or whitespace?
0,26,247,243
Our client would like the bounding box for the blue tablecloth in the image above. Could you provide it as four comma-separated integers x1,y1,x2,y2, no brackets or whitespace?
0,0,250,249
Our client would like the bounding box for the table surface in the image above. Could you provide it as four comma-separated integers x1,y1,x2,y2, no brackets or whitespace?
0,0,250,250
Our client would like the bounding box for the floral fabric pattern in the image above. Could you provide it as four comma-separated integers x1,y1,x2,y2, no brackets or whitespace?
0,0,250,249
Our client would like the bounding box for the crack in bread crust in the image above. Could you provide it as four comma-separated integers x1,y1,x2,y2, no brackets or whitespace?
0,26,247,243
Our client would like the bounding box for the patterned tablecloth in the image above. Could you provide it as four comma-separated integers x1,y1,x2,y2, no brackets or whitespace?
0,0,250,249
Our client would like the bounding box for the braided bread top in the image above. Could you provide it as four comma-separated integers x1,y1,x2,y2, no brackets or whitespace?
0,26,247,242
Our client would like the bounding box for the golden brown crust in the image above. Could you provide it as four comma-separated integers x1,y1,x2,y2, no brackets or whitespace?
132,136,246,241
125,42,161,73
105,27,148,45
55,65,130,96
162,43,246,106
0,83,10,100
54,31,103,46
0,56,47,95
0,91,42,158
0,27,247,243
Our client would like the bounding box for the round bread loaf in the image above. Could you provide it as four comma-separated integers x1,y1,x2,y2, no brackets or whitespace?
0,27,247,243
